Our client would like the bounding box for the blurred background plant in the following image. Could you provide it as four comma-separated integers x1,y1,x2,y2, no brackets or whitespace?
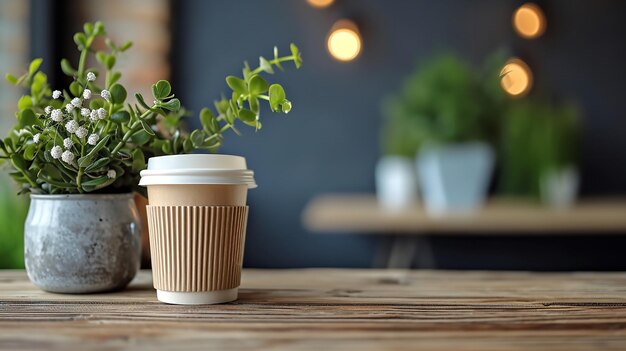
499,99,581,203
380,53,505,157
0,174,27,268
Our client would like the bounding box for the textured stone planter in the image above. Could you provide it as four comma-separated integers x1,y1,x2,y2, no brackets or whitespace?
24,193,141,293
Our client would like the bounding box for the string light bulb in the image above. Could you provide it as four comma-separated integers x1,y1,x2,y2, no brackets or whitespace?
307,0,334,9
513,3,546,39
500,58,533,97
327,20,362,62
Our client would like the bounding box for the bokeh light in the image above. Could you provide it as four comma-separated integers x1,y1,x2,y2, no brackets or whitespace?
513,3,546,39
500,58,533,97
327,20,362,62
307,0,334,9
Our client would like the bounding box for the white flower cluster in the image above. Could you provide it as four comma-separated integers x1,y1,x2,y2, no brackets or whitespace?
65,120,78,134
50,145,62,159
75,126,88,138
87,134,99,146
61,150,74,163
51,109,63,122
100,89,111,102
43,72,110,167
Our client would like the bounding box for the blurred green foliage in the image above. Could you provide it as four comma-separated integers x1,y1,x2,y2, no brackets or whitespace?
499,100,581,200
381,53,507,157
0,174,27,268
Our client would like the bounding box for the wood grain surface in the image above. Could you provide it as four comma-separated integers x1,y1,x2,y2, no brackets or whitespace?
2,269,626,350
303,194,626,234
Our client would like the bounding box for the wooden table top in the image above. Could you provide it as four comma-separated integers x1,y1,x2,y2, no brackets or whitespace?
2,269,626,350
303,194,626,234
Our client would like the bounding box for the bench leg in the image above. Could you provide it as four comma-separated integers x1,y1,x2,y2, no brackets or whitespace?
383,236,435,269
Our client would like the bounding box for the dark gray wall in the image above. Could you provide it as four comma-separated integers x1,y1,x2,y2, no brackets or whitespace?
173,0,626,269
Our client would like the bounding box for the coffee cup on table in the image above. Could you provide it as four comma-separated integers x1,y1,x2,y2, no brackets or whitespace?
139,154,256,304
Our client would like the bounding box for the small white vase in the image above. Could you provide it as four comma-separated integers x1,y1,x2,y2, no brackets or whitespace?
540,167,579,209
375,156,417,211
416,142,494,216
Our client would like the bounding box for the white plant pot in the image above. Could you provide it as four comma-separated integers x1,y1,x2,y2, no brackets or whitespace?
375,156,417,211
540,166,579,209
416,142,494,216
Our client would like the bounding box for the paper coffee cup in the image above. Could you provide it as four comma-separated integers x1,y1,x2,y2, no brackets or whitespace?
139,154,256,304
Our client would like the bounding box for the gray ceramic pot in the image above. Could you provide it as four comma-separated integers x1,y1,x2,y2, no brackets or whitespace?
24,193,141,293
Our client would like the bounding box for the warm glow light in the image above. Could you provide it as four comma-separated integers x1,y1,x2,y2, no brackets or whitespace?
327,20,361,62
513,3,546,39
307,0,334,8
500,58,533,97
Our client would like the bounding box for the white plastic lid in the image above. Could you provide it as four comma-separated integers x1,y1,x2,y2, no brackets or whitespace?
139,154,257,188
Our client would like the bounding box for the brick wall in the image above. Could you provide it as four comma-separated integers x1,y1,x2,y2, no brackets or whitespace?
0,0,29,134
77,0,171,103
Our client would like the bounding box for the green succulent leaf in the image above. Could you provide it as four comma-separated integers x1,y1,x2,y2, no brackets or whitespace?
84,22,94,36
130,130,152,145
190,129,205,147
78,135,110,167
199,108,215,132
105,55,116,70
160,98,180,111
69,81,82,96
89,99,105,110
238,108,257,124
131,148,146,172
109,83,127,104
111,111,130,123
259,57,275,74
95,51,107,65
5,73,18,85
94,21,105,35
28,58,43,76
269,84,286,111
73,33,87,49
81,176,116,192
60,59,77,76
135,93,150,109
107,71,122,87
140,119,155,135
248,75,269,94
226,76,247,94
38,171,74,188
23,144,37,161
151,80,172,100
183,138,193,152
17,95,32,110
18,109,37,127
120,41,133,52
85,157,110,172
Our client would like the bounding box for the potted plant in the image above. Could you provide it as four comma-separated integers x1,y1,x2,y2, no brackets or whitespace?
499,99,581,208
383,54,501,215
0,21,301,293
377,104,420,210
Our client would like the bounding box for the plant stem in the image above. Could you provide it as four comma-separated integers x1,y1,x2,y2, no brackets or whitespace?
251,55,297,75
110,109,152,155
77,37,93,79
76,143,85,193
